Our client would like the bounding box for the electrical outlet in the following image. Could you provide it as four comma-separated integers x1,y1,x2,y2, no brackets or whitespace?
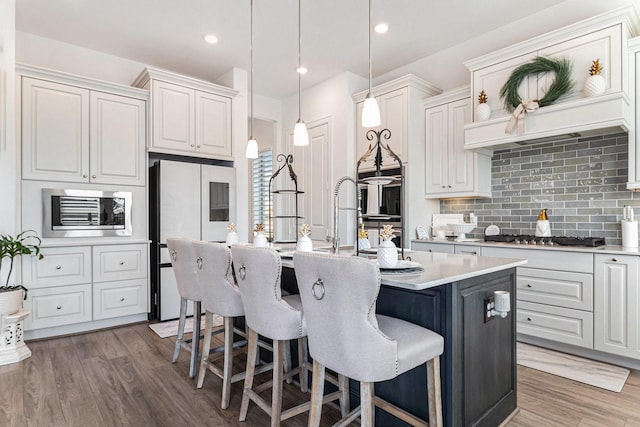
484,296,495,323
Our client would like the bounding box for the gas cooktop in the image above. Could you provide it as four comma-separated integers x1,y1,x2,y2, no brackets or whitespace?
483,234,605,248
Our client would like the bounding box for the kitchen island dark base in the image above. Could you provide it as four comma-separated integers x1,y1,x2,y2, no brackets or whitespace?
282,266,517,427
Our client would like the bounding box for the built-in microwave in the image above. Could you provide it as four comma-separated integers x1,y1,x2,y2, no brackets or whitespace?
42,189,133,237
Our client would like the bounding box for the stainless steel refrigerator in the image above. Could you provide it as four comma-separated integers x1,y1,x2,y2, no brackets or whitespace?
149,158,236,320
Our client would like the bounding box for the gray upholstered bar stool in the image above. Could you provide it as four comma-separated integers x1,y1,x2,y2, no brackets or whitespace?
231,245,346,426
192,240,271,409
294,251,444,427
166,237,203,379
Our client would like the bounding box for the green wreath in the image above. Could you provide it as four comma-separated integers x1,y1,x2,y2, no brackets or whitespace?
499,56,574,112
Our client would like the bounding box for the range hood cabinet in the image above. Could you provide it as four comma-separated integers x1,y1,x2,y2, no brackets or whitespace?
464,91,632,151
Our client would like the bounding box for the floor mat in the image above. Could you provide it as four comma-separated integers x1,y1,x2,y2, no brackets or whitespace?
517,342,630,392
148,315,223,338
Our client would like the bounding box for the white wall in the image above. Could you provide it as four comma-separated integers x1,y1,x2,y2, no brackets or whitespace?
0,0,17,286
281,71,368,244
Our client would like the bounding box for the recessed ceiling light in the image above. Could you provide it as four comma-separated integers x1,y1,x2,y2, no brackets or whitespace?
296,66,308,75
204,34,219,44
374,23,389,34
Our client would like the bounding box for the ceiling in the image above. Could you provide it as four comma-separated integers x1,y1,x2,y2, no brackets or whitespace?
14,0,639,99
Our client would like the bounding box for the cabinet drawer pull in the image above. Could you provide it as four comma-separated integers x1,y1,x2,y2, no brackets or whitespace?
612,258,618,262
120,297,125,302
57,305,62,310
526,284,532,288
56,265,62,270
526,317,532,321
428,249,433,252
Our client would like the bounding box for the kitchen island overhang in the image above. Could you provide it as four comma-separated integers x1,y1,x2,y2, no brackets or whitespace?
281,251,526,426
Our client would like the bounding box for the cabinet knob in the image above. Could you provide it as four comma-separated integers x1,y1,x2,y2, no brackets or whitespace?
190,144,195,147
612,258,618,262
441,185,446,189
526,284,532,288
428,249,433,252
83,174,88,178
92,174,97,179
57,305,62,310
448,185,452,188
120,297,125,302
56,265,62,270
119,261,124,265
526,317,532,321
196,145,201,148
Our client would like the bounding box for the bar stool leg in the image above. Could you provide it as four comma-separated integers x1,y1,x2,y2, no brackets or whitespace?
173,297,188,363
338,374,349,417
360,382,375,426
239,328,258,422
297,337,308,393
189,301,202,379
308,359,326,427
221,316,234,409
196,311,214,388
427,356,443,427
271,339,284,427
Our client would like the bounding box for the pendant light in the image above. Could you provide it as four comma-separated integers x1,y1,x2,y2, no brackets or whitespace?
362,0,381,128
245,0,259,159
293,0,309,146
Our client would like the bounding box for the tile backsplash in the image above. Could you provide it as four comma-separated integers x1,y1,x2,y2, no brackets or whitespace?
440,131,638,245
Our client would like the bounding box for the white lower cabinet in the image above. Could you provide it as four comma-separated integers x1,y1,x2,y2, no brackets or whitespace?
454,245,482,256
594,254,640,359
517,301,593,349
25,284,92,330
23,243,148,333
411,241,455,254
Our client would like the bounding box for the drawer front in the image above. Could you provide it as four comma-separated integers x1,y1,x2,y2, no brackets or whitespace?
454,245,482,256
23,246,92,288
517,301,593,349
93,278,148,320
411,241,455,254
25,284,92,330
517,267,593,311
93,244,148,283
482,246,593,273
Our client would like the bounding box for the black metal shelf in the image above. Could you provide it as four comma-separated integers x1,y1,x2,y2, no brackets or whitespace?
268,154,302,243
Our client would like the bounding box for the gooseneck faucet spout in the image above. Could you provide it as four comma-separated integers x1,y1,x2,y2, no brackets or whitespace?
331,176,362,254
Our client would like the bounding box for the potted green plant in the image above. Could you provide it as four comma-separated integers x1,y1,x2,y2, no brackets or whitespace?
0,230,43,316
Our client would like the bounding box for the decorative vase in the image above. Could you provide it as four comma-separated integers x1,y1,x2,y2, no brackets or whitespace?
377,239,397,268
253,232,268,247
584,74,605,97
296,235,313,252
476,103,491,121
225,231,238,246
0,289,23,316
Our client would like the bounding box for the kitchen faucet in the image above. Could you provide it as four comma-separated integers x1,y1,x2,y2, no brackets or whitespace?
329,176,362,254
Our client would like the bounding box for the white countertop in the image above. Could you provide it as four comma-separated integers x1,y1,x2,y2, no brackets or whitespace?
280,249,526,291
411,238,640,256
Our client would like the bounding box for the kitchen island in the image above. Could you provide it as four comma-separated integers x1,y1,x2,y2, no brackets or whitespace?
281,250,526,427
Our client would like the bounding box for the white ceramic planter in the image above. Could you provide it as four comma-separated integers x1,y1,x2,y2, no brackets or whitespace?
0,289,23,316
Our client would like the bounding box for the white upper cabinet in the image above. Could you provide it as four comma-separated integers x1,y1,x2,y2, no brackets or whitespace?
134,67,236,160
20,67,147,186
627,37,640,190
424,88,491,198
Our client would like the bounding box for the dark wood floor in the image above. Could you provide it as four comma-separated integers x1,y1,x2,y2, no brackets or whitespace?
2,322,640,426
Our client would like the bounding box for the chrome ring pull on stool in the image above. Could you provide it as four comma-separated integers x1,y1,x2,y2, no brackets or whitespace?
294,251,444,427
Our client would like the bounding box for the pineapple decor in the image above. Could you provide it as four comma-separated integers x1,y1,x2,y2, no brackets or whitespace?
253,223,268,247
476,89,491,122
356,223,371,250
225,222,238,246
377,224,398,268
584,58,605,97
296,224,313,252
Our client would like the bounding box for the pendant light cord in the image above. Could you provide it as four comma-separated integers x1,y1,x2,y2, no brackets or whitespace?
250,0,254,138
298,0,302,120
368,0,372,93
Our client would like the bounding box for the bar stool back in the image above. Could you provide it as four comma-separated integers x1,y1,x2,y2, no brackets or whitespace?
230,245,318,426
294,251,444,427
166,237,202,379
192,240,245,409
